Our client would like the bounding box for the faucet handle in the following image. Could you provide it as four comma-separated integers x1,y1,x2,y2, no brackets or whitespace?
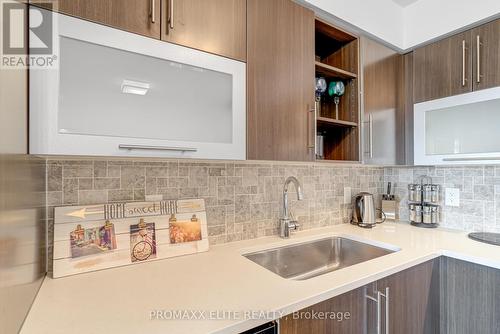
289,221,300,231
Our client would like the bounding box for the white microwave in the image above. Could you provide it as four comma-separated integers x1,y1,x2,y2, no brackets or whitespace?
30,9,246,160
414,86,500,165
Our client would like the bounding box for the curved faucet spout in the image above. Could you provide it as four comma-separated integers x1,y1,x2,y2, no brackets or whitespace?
282,176,304,220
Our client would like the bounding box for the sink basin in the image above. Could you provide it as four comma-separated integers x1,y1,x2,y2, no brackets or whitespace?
243,236,398,280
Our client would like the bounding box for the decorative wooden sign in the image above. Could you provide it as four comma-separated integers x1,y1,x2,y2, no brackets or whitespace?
53,199,209,278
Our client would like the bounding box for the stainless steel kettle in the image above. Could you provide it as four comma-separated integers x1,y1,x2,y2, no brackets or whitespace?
351,192,385,228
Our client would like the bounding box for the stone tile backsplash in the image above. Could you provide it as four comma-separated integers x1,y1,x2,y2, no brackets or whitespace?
46,158,385,245
384,165,500,233
44,158,500,272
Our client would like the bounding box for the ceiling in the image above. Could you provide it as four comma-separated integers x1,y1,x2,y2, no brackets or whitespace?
391,0,419,7
305,0,500,50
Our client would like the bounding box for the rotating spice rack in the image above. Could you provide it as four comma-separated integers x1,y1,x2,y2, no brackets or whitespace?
408,176,440,228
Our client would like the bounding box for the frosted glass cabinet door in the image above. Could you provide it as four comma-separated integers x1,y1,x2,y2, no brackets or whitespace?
414,86,500,165
59,37,233,144
30,10,246,160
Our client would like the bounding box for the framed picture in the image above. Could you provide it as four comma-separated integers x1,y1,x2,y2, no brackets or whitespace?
70,222,117,258
130,219,157,262
169,214,202,244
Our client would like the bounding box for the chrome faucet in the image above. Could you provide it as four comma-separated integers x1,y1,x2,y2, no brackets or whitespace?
279,176,304,238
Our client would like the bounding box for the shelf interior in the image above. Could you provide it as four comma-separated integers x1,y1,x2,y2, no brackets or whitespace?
317,116,358,128
314,18,360,162
315,61,357,80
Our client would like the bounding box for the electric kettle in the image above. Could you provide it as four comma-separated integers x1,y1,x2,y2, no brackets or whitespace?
351,192,385,228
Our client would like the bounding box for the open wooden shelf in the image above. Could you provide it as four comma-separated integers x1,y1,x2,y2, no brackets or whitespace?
315,61,357,80
314,17,360,162
317,116,358,128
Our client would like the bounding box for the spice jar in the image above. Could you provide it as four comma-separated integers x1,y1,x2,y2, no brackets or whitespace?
414,185,422,202
408,184,416,202
431,206,439,224
423,185,432,203
409,204,416,222
414,205,422,223
423,206,432,224
431,185,440,203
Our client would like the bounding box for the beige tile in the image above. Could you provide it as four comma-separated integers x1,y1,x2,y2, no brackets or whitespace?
63,178,78,204
79,190,107,205
94,177,120,190
47,164,62,191
108,189,134,202
121,166,145,189
63,165,93,178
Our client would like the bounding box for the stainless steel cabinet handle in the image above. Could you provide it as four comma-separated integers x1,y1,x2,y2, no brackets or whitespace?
462,40,466,87
307,106,316,150
476,35,481,84
443,156,500,162
168,0,174,30
377,290,382,334
362,114,373,159
369,114,373,159
366,288,381,334
369,113,373,159
379,287,390,334
150,0,155,23
119,144,197,152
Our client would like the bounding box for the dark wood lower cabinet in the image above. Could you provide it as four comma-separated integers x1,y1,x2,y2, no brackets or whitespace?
279,285,368,333
440,257,500,334
280,260,440,334
277,258,500,334
376,260,440,334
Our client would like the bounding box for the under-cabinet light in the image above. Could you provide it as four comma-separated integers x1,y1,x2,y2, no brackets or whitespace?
121,79,150,95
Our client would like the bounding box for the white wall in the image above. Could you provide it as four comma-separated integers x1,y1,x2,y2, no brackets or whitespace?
404,0,500,48
305,0,500,50
304,0,405,48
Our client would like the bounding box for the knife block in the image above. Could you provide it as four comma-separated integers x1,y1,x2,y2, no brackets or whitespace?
382,200,398,221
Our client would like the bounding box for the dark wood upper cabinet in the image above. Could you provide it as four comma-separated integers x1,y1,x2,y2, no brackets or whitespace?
361,37,406,165
472,18,500,91
161,0,246,61
413,31,473,103
414,18,500,103
247,0,315,161
34,0,162,39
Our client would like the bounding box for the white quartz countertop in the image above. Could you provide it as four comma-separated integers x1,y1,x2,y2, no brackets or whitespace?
21,222,500,334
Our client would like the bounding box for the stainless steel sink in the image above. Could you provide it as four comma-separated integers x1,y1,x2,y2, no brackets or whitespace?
243,237,398,280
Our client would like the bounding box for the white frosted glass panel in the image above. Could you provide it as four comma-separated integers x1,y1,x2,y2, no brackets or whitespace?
425,98,500,155
58,37,233,143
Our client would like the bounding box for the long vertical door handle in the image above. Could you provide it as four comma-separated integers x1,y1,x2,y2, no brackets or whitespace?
476,35,481,83
307,106,316,150
462,40,466,87
168,0,174,30
366,288,381,334
385,287,389,334
379,287,390,334
369,113,373,159
150,0,155,23
377,290,382,334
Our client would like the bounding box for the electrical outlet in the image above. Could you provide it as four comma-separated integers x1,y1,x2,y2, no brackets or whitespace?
344,187,352,204
445,188,460,207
